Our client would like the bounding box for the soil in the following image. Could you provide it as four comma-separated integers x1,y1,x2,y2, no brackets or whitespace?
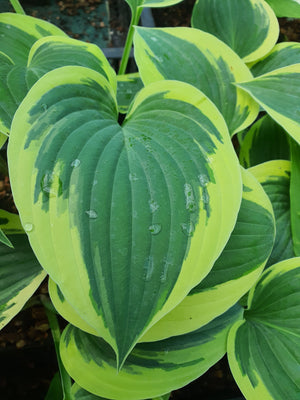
0,1,300,399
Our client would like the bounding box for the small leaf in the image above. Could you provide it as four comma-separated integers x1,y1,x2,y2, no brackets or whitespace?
264,0,300,17
0,209,24,234
228,257,300,400
191,0,279,63
117,73,144,114
45,372,63,400
239,115,290,168
60,305,243,400
289,138,300,256
0,227,13,248
237,64,300,145
134,26,259,135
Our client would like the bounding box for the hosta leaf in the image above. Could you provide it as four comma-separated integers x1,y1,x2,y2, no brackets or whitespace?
250,42,300,77
0,27,116,139
0,13,66,140
0,234,46,329
60,305,243,400
290,139,300,256
228,257,300,400
191,0,279,63
117,73,144,114
237,64,300,144
0,228,13,248
45,372,64,400
0,209,24,234
264,0,300,17
250,160,294,267
239,115,290,168
141,167,275,341
8,66,242,365
133,27,259,135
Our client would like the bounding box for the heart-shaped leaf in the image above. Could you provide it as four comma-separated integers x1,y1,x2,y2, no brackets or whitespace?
8,66,242,365
239,115,290,168
134,27,259,135
141,167,275,341
250,160,294,267
237,64,300,144
60,305,243,400
191,0,279,63
228,257,300,400
0,234,46,329
250,42,300,77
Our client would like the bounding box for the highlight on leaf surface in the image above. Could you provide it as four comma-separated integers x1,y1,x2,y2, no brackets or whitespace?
250,160,294,267
0,234,46,330
239,114,290,168
141,167,275,341
250,42,300,77
60,305,243,400
228,257,300,400
133,26,259,135
8,65,242,366
191,0,279,63
236,64,300,145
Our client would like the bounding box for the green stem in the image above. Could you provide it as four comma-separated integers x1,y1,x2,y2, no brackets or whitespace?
118,7,143,75
9,0,26,14
42,296,73,400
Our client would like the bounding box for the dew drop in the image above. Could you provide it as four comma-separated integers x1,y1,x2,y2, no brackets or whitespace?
184,183,196,212
129,173,138,182
6,25,11,29
41,172,62,198
151,36,158,42
198,174,209,187
148,223,162,235
85,210,98,219
149,199,159,214
93,179,98,186
143,256,154,281
41,103,48,111
181,221,195,237
160,262,170,283
202,191,209,204
71,159,80,168
24,223,33,232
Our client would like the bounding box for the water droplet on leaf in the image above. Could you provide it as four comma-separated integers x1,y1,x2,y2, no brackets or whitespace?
181,222,195,237
184,183,196,212
41,104,48,111
24,223,33,232
85,210,98,219
160,262,170,283
198,174,209,187
143,256,154,281
71,159,80,168
129,173,138,182
149,199,159,213
149,223,162,235
41,172,62,198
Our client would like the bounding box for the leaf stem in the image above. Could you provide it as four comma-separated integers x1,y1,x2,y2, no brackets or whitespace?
118,7,143,75
10,0,26,14
41,295,73,400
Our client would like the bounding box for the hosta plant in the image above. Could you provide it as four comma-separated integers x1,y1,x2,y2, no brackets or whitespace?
1,0,300,399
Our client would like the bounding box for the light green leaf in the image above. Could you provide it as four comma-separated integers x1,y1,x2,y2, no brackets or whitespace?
134,26,259,135
228,257,300,400
0,234,46,330
250,160,294,267
8,66,242,365
60,305,243,400
0,209,24,234
0,13,66,139
117,73,144,114
289,139,300,256
191,0,279,63
239,114,290,168
264,0,300,17
141,167,275,341
237,64,300,145
250,42,300,77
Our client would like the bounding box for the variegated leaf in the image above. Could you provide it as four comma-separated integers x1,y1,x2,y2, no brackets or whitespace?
60,305,243,399
290,139,300,256
264,0,300,17
117,73,144,114
250,160,294,267
191,0,279,63
228,257,300,400
134,27,259,135
8,66,242,365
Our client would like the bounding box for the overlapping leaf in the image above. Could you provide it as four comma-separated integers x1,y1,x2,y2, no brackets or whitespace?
228,257,300,400
250,42,300,77
117,73,144,113
290,139,300,256
133,27,259,135
250,160,294,267
141,167,275,341
239,115,290,168
0,13,66,141
8,65,242,365
237,64,300,144
60,305,243,400
0,234,46,329
191,0,279,63
265,0,300,17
